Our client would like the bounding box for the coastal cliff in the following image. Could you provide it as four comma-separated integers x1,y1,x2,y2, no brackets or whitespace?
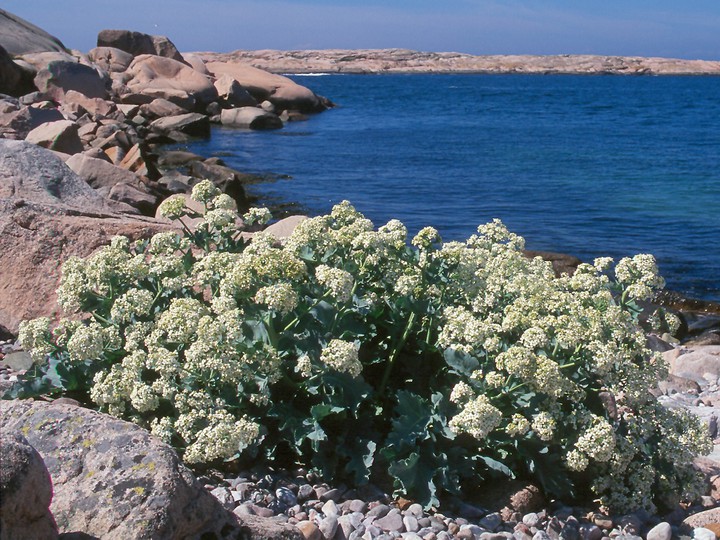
197,49,720,76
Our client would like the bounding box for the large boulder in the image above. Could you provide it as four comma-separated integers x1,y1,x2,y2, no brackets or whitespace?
124,54,218,108
0,431,58,539
0,8,66,56
87,46,134,73
206,61,328,112
34,60,108,101
0,44,34,96
220,106,283,130
0,98,64,139
0,139,169,332
214,75,257,107
25,119,84,155
0,400,301,540
97,29,185,63
149,112,210,137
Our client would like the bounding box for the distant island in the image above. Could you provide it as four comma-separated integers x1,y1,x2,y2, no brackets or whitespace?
197,49,720,76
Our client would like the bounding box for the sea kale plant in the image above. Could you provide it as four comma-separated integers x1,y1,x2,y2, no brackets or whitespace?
9,180,710,512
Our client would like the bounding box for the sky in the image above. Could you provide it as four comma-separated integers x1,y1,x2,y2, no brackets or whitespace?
5,0,720,59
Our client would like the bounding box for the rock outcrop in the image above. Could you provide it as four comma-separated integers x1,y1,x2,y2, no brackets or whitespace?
0,400,301,539
206,61,330,112
97,29,185,63
0,431,58,540
0,139,169,333
0,8,66,56
198,49,720,76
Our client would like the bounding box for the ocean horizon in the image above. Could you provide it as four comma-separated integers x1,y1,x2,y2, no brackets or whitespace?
185,74,720,302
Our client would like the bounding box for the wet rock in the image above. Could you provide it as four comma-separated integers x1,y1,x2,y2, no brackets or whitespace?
220,106,283,130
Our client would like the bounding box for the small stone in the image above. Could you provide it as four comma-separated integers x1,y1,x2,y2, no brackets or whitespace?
407,504,425,518
376,509,405,532
580,524,603,540
233,503,255,517
404,515,420,533
618,516,642,536
296,520,322,540
422,533,437,540
348,499,368,514
694,529,717,540
298,484,315,501
534,531,552,540
646,522,672,540
319,516,339,539
524,514,541,528
402,534,423,540
210,486,235,510
592,515,614,530
253,505,275,518
276,486,298,507
322,499,340,517
448,523,460,535
368,504,392,519
2,351,33,371
561,519,581,540
320,487,344,502
480,513,503,532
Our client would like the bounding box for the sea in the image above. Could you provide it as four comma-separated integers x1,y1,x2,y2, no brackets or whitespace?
185,74,720,302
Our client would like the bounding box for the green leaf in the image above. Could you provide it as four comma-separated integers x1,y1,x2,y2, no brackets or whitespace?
388,450,439,508
443,348,480,377
343,438,377,485
310,301,337,327
479,455,515,478
310,404,345,422
387,390,433,451
321,372,371,413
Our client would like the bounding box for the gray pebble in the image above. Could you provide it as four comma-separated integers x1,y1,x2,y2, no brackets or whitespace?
210,486,235,510
322,499,340,518
580,524,603,540
646,522,671,540
368,504,392,519
523,514,540,528
321,487,344,502
320,515,339,539
404,515,420,533
407,503,425,518
402,534,423,540
694,529,716,540
376,509,405,532
479,513,503,533
297,483,315,501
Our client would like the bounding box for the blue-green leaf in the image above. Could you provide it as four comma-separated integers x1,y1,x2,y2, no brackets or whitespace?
388,450,439,509
443,348,480,377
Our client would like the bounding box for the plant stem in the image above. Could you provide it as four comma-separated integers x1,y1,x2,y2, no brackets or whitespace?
378,311,416,395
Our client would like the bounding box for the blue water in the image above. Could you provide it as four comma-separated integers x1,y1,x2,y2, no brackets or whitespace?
187,74,720,302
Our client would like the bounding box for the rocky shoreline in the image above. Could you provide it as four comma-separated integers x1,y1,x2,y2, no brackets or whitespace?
195,49,720,76
3,7,720,540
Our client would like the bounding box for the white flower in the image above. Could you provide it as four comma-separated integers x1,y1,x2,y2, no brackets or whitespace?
243,207,272,226
449,381,475,405
315,265,354,303
191,179,220,204
110,288,154,324
18,318,53,364
320,339,363,377
449,395,502,440
506,414,530,437
157,195,187,219
614,254,665,300
254,283,299,314
411,226,441,250
531,412,556,442
67,324,105,362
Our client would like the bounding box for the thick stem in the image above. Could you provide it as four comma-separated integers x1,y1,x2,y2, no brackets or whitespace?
378,311,417,395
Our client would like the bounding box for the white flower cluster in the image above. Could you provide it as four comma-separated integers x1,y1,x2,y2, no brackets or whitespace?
157,195,187,220
243,207,273,226
449,395,502,440
315,265,354,303
18,317,53,364
254,283,299,314
110,288,154,324
319,339,363,377
614,254,665,300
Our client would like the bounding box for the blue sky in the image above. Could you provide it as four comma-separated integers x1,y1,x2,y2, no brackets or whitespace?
6,0,720,59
